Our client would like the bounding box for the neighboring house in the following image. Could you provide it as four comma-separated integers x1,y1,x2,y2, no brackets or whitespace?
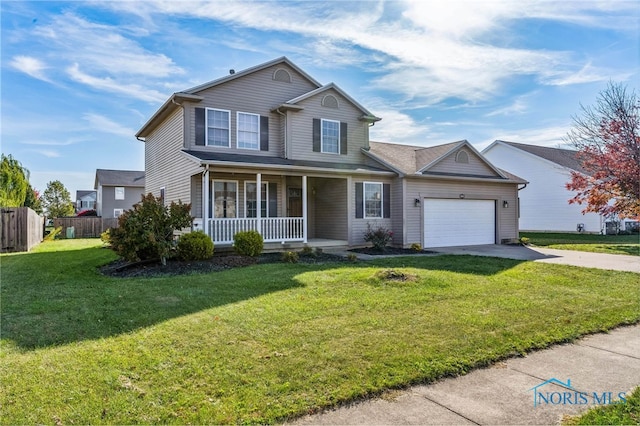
136,57,525,248
483,140,607,233
75,190,97,213
94,169,145,219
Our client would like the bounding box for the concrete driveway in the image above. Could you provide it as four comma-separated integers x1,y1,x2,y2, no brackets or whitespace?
430,244,640,273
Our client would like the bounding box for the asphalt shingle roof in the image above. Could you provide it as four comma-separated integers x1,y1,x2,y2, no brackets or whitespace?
496,141,587,173
95,169,145,188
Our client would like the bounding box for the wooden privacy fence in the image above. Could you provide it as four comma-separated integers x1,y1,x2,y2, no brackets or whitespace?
54,217,119,239
1,207,44,253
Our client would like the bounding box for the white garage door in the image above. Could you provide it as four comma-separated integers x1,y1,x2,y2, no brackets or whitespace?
424,199,495,248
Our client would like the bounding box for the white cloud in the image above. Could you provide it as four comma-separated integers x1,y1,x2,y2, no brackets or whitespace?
10,56,50,82
485,98,529,117
28,149,61,158
477,125,572,150
368,108,434,144
83,113,137,139
67,63,167,103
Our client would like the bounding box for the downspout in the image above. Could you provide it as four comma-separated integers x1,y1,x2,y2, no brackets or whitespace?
275,108,287,159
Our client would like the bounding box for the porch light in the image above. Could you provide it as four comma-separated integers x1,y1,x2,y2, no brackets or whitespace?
503,200,509,208
414,198,421,207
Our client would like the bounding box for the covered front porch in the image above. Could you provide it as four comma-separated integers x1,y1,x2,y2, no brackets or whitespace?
194,169,349,246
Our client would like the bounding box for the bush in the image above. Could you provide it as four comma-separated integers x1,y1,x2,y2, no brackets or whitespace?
100,229,111,245
410,242,422,252
281,251,299,263
363,223,393,252
519,237,530,246
346,253,358,262
233,230,263,257
177,231,214,260
108,193,192,264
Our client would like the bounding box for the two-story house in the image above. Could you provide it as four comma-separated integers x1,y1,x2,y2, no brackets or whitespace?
136,57,526,248
94,169,146,219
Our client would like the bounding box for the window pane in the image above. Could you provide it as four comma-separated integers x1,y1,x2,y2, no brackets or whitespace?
213,181,237,218
245,182,268,217
115,187,125,200
238,113,259,149
322,120,339,153
207,110,230,147
364,183,382,218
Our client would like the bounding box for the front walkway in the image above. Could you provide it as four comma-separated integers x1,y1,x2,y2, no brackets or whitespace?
291,324,640,425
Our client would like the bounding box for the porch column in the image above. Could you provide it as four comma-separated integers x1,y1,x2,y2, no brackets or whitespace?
302,175,308,243
256,173,262,235
203,168,210,237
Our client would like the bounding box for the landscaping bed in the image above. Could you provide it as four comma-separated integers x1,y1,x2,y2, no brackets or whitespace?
349,247,436,255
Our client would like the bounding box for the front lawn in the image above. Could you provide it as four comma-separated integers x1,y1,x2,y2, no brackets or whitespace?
565,386,640,425
1,239,639,424
521,232,639,256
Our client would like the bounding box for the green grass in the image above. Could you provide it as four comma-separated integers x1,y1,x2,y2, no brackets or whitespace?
1,239,639,424
521,232,640,256
565,387,640,425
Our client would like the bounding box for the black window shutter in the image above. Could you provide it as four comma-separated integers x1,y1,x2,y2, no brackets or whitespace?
340,122,348,155
195,108,205,146
268,182,277,217
312,118,321,152
355,182,363,218
383,183,390,218
260,116,269,151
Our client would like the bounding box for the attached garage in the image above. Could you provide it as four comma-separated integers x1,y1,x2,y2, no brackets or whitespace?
423,199,496,248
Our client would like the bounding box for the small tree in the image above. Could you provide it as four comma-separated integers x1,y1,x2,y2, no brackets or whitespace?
108,193,192,265
565,82,640,219
42,180,74,218
23,185,43,214
0,154,30,207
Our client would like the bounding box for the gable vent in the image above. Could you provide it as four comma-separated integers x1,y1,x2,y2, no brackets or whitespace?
455,150,469,163
322,94,339,109
273,68,292,83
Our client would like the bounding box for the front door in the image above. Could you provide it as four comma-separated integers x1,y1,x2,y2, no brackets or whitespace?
288,187,302,217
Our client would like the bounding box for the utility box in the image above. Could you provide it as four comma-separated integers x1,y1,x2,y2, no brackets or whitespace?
66,226,75,239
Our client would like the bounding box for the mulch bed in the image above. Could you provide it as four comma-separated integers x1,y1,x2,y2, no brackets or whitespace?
100,251,348,278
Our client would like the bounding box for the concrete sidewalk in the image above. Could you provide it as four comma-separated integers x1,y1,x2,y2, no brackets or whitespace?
291,324,640,425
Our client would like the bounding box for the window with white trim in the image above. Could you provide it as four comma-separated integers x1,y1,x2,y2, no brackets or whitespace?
115,187,125,200
113,208,124,218
321,119,340,154
364,182,382,218
206,108,230,147
245,182,268,218
211,181,237,218
237,112,260,150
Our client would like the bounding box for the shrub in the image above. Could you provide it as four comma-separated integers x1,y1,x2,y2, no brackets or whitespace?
301,246,314,256
363,223,393,252
43,226,62,241
346,253,358,262
519,237,530,246
177,231,214,261
410,242,422,252
100,229,111,245
108,193,192,265
233,230,263,257
281,251,299,263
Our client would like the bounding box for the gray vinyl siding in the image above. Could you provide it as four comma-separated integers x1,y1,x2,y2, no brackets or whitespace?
288,89,369,164
404,178,519,246
428,150,500,176
191,174,202,217
100,185,145,218
351,176,394,246
312,177,348,240
184,64,318,156
145,108,200,207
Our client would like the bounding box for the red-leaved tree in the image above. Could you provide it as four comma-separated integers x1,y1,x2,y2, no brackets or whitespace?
565,82,640,219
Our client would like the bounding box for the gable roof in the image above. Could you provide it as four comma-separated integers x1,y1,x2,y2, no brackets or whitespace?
136,57,322,139
94,169,145,189
485,140,587,174
76,190,96,199
364,141,526,183
283,83,381,122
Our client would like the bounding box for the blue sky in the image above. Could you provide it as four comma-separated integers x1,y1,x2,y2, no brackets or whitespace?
2,1,638,200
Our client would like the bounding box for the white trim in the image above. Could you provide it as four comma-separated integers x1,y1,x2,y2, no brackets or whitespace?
363,181,383,219
320,118,340,154
113,208,124,218
236,111,260,150
205,108,231,148
302,176,308,243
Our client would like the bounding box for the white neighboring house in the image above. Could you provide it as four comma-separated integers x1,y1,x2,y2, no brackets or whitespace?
482,140,605,233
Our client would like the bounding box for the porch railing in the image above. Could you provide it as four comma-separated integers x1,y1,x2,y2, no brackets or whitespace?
207,217,304,244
